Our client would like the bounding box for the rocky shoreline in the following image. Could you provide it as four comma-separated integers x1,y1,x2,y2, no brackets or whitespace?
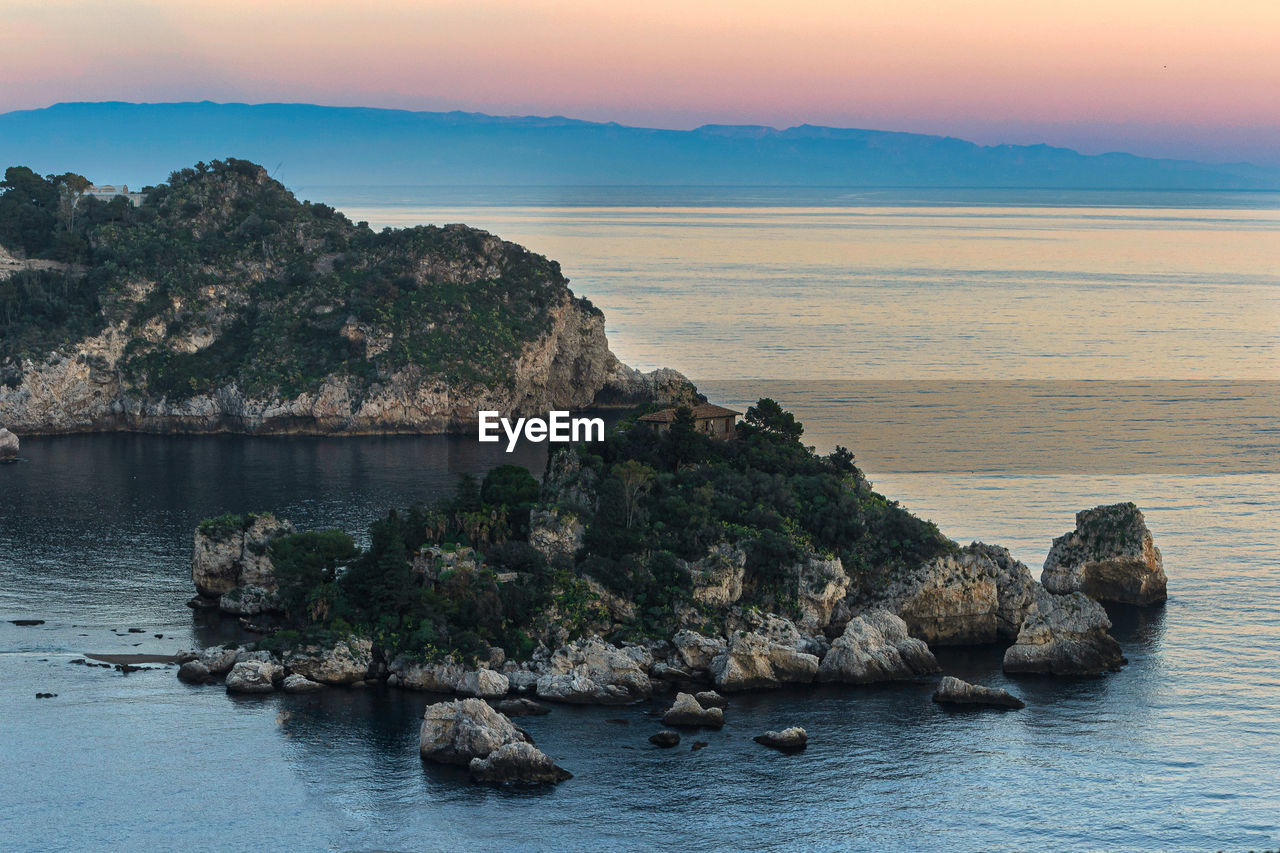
171,500,1167,785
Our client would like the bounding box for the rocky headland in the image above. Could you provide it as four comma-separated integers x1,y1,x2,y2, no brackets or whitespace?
0,159,689,435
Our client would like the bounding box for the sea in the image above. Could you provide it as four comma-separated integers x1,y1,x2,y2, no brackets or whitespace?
1,188,1277,852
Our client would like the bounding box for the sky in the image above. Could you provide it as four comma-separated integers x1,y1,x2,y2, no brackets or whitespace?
1,0,1277,165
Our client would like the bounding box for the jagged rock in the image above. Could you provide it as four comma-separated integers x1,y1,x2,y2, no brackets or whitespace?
686,543,747,607
389,656,466,692
282,673,325,693
234,649,274,664
284,636,373,686
197,646,240,675
581,577,638,624
671,630,727,674
817,610,939,684
1042,503,1167,605
191,513,295,606
536,636,652,704
649,730,681,748
218,585,279,616
0,427,18,460
661,692,725,728
457,668,510,699
932,676,1024,709
176,661,211,684
419,698,528,765
693,690,728,709
505,670,541,694
494,698,551,716
467,742,572,785
754,727,807,750
710,621,820,692
851,543,1036,646
528,509,584,562
225,659,283,693
1003,584,1125,676
594,364,697,409
793,555,851,632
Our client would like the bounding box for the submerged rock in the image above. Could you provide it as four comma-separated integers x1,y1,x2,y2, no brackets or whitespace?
1003,584,1125,676
284,636,373,686
419,698,528,765
535,636,652,705
932,676,1025,709
661,692,725,728
1042,503,1167,605
754,727,807,750
649,730,681,748
817,610,939,684
0,427,18,461
225,659,284,693
468,741,572,785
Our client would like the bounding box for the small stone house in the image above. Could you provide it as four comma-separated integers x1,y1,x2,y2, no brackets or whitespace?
637,403,741,439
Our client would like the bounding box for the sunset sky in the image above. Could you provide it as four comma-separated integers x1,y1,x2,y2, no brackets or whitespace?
2,0,1277,164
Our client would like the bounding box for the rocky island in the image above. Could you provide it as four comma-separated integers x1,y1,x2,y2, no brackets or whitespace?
173,400,1167,784
0,160,686,434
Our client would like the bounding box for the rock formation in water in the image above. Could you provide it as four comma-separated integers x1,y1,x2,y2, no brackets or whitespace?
661,692,725,728
0,159,690,435
0,426,17,460
1003,584,1125,676
932,676,1025,709
753,727,808,750
1041,503,1167,605
190,513,295,612
843,542,1037,646
816,610,940,684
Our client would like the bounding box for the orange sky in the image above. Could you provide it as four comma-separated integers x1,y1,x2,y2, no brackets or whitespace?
2,0,1277,163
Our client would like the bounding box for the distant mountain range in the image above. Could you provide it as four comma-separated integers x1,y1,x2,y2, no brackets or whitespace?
1,101,1276,190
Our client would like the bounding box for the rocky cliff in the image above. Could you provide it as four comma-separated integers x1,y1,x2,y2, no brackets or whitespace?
0,159,687,434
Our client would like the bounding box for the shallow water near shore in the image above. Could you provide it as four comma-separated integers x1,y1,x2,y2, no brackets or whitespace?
3,189,1279,850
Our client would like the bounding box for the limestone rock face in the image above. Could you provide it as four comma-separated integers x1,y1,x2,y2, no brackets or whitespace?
853,543,1036,646
419,698,527,765
536,636,653,705
468,742,572,785
282,673,326,693
671,630,727,674
0,427,18,460
686,543,747,608
197,646,240,675
284,636,373,686
457,668,510,699
225,659,283,693
528,509,585,562
218,585,279,616
1003,584,1125,676
592,364,698,409
754,727,807,750
661,692,725,728
817,610,940,684
932,676,1025,709
191,514,295,604
793,555,851,632
1042,503,1167,605
710,621,820,692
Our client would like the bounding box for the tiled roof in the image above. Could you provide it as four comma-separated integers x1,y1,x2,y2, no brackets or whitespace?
637,403,742,423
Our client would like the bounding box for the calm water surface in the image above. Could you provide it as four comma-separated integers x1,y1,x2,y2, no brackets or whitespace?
2,190,1278,851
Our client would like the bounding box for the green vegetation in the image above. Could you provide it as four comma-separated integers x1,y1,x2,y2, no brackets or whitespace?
0,159,579,395
253,400,955,660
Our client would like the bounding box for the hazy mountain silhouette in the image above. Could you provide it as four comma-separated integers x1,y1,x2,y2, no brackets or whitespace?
1,101,1275,190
